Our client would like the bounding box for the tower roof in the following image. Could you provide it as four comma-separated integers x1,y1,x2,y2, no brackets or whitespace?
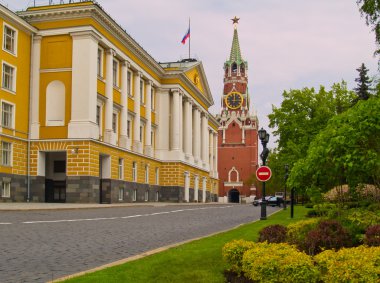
229,27,243,63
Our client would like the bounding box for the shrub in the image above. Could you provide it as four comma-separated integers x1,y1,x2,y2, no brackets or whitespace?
346,209,380,231
222,239,255,275
286,218,319,251
242,242,319,283
306,209,318,218
365,225,380,246
314,245,380,282
258,225,287,243
305,220,352,255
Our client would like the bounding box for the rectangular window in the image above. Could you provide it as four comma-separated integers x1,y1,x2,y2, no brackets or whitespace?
118,187,124,201
2,63,15,91
151,88,155,110
155,167,159,185
1,182,10,198
132,161,137,182
127,71,132,96
96,105,101,125
140,125,143,142
144,190,149,201
1,102,13,128
133,189,137,201
140,80,144,103
127,120,131,138
112,112,117,133
54,160,66,173
145,165,149,184
113,60,119,87
97,48,102,77
118,158,124,180
3,25,16,54
1,141,11,166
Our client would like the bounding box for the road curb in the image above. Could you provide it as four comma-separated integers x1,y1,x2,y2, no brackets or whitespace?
50,208,282,282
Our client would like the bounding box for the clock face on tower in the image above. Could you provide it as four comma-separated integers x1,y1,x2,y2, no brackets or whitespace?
225,91,243,109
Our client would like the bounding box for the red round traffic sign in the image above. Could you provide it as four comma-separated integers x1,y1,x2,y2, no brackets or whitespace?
256,166,272,182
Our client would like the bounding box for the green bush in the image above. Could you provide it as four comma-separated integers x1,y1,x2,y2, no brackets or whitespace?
241,242,320,283
286,218,319,251
222,239,255,275
258,224,287,243
314,246,380,282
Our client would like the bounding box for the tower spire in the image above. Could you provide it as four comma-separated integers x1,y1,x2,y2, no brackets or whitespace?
229,16,243,63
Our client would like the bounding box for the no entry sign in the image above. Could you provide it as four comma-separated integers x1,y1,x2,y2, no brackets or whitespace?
256,166,272,182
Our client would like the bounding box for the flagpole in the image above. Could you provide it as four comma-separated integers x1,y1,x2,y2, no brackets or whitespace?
188,17,190,59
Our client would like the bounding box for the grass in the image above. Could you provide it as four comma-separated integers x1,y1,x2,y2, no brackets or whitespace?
64,206,309,283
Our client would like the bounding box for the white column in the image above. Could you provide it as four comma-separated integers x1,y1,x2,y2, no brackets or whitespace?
209,130,214,174
201,113,206,166
179,92,183,153
184,171,190,202
183,98,192,159
103,48,115,144
145,80,153,156
202,177,207,203
194,175,199,202
242,127,245,143
133,71,142,153
193,107,201,163
120,60,130,148
30,35,42,139
214,133,218,178
171,89,180,151
68,31,100,139
222,128,226,143
155,88,170,159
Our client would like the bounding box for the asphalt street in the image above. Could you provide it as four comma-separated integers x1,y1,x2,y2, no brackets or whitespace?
0,203,279,282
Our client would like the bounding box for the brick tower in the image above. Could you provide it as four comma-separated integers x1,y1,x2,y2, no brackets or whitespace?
216,17,259,203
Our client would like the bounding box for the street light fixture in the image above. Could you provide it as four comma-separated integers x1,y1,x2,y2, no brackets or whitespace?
258,128,270,220
284,164,289,210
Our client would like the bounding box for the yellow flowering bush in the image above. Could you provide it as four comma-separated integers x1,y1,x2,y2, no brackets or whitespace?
314,245,380,282
286,218,319,251
241,242,320,283
222,239,255,275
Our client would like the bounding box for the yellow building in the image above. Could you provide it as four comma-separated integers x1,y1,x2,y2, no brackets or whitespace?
0,1,219,203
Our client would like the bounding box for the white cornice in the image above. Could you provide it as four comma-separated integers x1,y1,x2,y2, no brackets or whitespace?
18,4,165,77
0,4,37,34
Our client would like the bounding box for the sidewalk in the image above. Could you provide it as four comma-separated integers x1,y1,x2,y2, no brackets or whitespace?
0,201,227,211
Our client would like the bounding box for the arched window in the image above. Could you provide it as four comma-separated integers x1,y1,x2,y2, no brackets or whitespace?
228,167,239,182
240,64,245,76
46,80,65,126
232,63,237,74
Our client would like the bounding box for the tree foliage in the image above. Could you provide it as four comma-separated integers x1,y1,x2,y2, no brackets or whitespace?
267,82,355,192
354,63,372,100
357,0,380,57
288,97,380,192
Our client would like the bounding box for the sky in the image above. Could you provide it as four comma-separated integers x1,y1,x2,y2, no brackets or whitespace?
3,0,379,148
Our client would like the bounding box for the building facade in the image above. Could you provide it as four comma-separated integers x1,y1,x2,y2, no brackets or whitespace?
0,1,219,203
216,18,259,203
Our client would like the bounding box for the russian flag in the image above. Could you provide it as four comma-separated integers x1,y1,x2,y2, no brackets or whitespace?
181,27,190,44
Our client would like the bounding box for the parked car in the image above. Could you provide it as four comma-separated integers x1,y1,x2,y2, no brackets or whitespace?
267,196,283,207
252,196,273,206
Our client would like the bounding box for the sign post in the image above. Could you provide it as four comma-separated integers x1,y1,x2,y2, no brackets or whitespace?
256,166,272,182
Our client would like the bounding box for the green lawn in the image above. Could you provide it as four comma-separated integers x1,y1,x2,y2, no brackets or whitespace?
64,206,309,283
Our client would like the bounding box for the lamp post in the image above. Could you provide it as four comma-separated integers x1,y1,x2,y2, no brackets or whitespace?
284,164,289,210
258,127,270,220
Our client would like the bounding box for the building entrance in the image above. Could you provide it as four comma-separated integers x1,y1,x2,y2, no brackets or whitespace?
44,152,67,203
229,189,240,203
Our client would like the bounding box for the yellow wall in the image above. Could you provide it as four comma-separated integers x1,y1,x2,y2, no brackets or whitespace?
0,136,27,175
40,35,72,69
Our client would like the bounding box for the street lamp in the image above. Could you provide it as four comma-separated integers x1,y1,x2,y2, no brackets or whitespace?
284,164,289,210
258,127,270,220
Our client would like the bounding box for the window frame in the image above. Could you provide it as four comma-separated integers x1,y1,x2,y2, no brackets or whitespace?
112,59,119,87
127,119,131,139
118,187,124,201
1,100,15,129
2,22,17,56
155,167,159,185
118,158,124,180
132,161,137,182
133,189,137,202
97,47,104,78
145,164,149,184
151,87,155,110
140,79,144,103
2,61,16,93
144,190,149,202
1,141,12,167
1,181,10,198
127,70,132,97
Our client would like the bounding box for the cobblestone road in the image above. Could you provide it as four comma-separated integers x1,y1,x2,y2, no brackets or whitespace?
0,204,279,282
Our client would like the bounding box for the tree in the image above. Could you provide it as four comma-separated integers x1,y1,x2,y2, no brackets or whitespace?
288,96,380,193
354,63,372,100
357,0,380,57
